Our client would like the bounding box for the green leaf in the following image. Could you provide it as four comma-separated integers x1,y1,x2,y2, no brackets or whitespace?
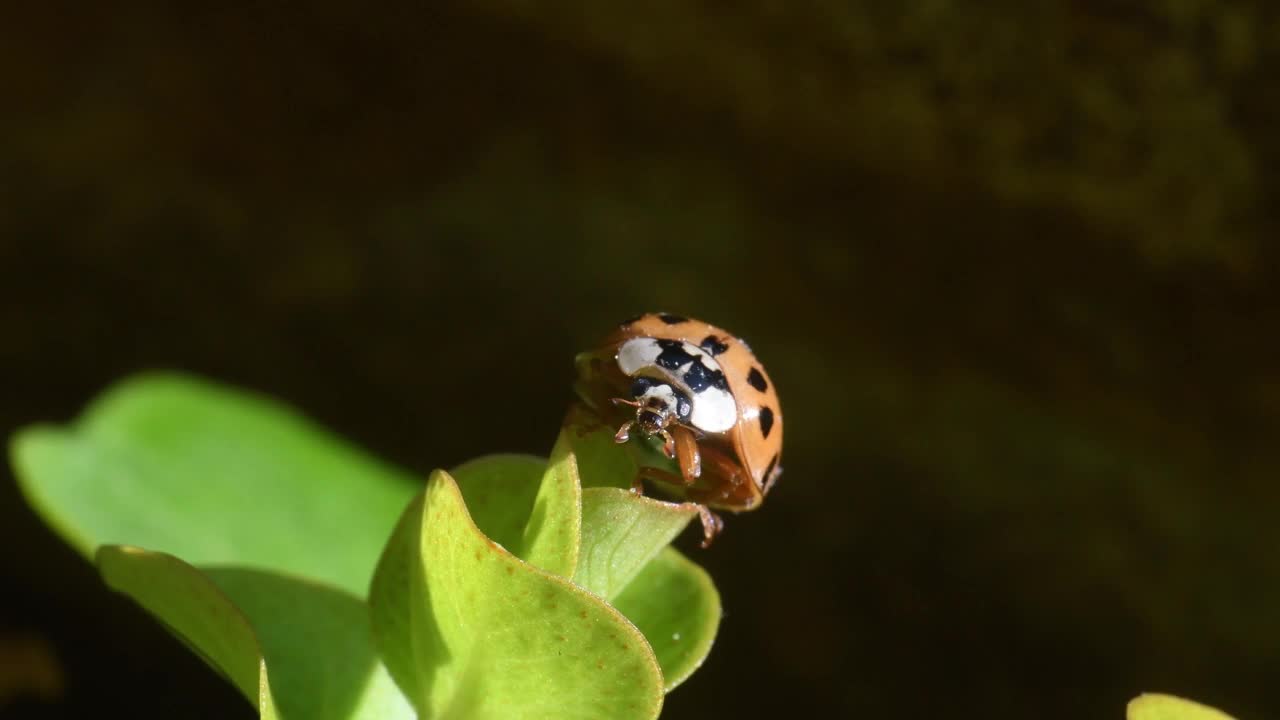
13,372,722,709
561,402,636,490
449,447,721,693
97,545,413,720
520,432,582,577
1127,694,1238,720
11,372,419,596
449,435,581,578
369,469,664,720
554,406,722,690
450,454,548,556
613,548,721,691
574,488,697,600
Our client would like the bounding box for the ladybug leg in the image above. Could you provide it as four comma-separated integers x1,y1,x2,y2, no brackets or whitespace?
634,465,687,488
632,465,683,499
669,425,702,484
630,466,724,547
614,421,634,443
657,429,677,459
687,446,760,509
696,505,724,548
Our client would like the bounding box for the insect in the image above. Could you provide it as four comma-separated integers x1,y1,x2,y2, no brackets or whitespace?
573,312,783,546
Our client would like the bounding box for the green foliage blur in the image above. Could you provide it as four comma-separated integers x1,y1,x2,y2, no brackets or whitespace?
2,2,1277,719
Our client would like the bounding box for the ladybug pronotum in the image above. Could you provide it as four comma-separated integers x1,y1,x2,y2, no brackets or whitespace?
573,312,783,546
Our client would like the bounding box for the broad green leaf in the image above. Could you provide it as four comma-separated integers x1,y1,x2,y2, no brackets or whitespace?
613,548,721,691
97,547,259,703
575,487,697,600
11,372,419,596
369,470,664,720
97,545,413,720
1127,694,1238,720
13,372,721,709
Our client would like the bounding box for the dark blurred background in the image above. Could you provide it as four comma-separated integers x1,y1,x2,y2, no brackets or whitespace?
3,2,1279,718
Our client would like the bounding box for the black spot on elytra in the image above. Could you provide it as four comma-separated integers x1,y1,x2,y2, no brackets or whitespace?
746,367,768,392
700,335,729,356
759,407,775,438
657,313,687,324
763,454,779,488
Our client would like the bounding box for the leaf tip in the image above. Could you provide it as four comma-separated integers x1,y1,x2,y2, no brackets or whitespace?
1128,693,1238,720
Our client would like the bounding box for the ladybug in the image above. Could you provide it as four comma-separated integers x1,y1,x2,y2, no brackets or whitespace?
573,312,783,546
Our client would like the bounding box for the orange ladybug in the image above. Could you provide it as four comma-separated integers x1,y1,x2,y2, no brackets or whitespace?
573,313,783,546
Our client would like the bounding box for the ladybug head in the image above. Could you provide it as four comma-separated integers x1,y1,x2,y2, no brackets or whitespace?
636,396,678,434
609,379,690,460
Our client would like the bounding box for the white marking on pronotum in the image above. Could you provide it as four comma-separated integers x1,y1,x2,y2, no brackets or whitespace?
616,338,737,433
637,383,682,416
